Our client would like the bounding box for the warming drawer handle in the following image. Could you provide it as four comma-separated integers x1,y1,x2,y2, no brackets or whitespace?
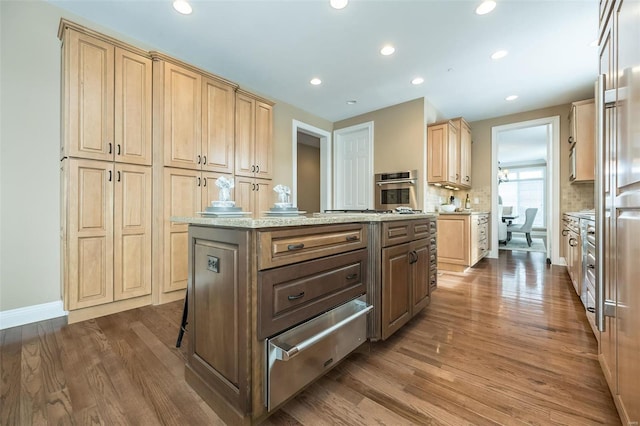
287,243,305,251
273,304,373,361
287,292,305,301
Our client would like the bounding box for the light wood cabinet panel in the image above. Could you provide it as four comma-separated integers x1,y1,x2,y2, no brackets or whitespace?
65,159,114,309
569,99,595,182
411,239,430,314
437,214,488,272
427,118,471,189
235,176,272,218
114,48,152,165
235,91,274,179
163,168,201,293
202,77,235,173
63,30,114,161
114,164,152,300
162,62,202,169
458,118,472,187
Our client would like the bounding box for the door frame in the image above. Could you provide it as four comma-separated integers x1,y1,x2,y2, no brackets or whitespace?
490,115,561,264
291,120,332,212
333,121,374,210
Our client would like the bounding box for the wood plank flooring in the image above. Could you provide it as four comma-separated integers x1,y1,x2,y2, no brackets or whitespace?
1,250,620,425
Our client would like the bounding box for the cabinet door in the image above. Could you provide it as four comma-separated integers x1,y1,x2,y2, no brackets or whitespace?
381,243,411,340
65,30,114,161
574,100,596,182
164,168,201,293
255,179,273,217
114,48,152,165
235,93,255,177
114,164,151,300
202,77,235,173
254,101,273,179
447,123,459,184
427,123,447,183
411,239,430,314
234,176,254,214
67,159,114,309
162,62,201,169
437,216,470,265
459,120,472,187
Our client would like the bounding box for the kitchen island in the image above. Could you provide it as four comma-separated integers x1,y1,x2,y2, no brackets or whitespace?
171,212,437,425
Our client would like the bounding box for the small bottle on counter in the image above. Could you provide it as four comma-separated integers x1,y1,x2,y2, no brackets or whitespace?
465,194,471,210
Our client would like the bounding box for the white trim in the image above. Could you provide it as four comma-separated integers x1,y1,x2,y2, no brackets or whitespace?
490,116,561,264
292,120,332,212
0,300,67,330
333,121,375,209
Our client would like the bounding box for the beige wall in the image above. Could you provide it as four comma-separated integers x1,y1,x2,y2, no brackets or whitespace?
334,98,427,208
296,143,321,213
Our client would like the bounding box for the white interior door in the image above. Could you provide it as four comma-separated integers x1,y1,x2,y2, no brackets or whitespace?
334,122,374,210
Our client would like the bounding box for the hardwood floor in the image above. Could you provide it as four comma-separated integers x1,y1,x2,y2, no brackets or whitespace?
1,250,620,425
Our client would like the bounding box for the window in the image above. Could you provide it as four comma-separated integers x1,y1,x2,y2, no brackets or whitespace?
499,166,545,229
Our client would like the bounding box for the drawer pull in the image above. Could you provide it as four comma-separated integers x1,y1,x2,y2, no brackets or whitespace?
287,292,305,301
346,273,358,280
287,243,305,251
587,307,596,313
346,235,359,242
587,264,595,269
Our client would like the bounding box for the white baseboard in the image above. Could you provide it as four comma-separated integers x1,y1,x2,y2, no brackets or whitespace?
0,300,67,330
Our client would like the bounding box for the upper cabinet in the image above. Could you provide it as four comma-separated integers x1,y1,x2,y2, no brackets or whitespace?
152,54,238,174
61,27,152,165
568,99,595,183
427,117,471,189
235,90,274,179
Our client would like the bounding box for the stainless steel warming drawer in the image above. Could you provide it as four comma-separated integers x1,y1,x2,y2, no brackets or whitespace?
266,295,372,411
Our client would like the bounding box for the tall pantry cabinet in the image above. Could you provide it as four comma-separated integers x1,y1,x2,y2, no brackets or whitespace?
151,53,239,304
597,0,640,423
59,21,153,322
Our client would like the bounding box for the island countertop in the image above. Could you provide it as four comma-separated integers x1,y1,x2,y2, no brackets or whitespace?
171,212,437,229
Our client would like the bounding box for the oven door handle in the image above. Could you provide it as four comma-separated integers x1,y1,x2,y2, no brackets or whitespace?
272,303,373,361
376,179,415,185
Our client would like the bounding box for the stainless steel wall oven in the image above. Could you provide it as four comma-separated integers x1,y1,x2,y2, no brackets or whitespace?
375,170,417,210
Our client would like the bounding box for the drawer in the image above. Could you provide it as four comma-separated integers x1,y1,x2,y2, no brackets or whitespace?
382,219,428,247
258,224,367,270
258,249,368,339
429,220,437,235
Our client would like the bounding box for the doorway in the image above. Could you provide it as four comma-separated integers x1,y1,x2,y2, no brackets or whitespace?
291,120,332,212
491,116,561,264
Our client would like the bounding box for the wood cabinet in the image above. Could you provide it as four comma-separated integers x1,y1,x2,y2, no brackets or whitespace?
427,118,471,189
235,176,272,218
61,27,152,165
380,219,432,340
562,214,581,296
162,167,232,296
152,54,237,173
62,159,152,314
569,99,595,182
235,90,274,179
437,213,489,272
597,1,640,423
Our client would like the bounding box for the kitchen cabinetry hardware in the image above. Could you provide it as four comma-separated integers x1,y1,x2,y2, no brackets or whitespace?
287,243,305,251
588,264,595,269
197,177,201,186
108,170,112,181
587,307,596,313
603,300,616,318
108,142,112,154
202,178,206,186
287,292,305,301
117,171,121,182
117,144,121,155
568,136,574,144
569,238,578,247
562,229,569,236
346,235,359,241
346,273,358,280
197,154,201,164
203,155,206,164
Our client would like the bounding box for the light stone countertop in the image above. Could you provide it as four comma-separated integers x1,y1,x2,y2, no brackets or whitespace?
436,211,490,216
171,212,437,229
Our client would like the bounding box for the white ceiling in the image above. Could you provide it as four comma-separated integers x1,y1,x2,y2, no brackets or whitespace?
497,125,548,165
47,0,599,123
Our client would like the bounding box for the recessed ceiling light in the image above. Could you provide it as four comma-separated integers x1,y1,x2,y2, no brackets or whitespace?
505,95,518,101
491,50,508,60
476,0,496,15
310,78,322,86
590,39,598,47
173,0,192,15
346,100,357,105
380,45,395,56
411,77,424,85
330,0,348,9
